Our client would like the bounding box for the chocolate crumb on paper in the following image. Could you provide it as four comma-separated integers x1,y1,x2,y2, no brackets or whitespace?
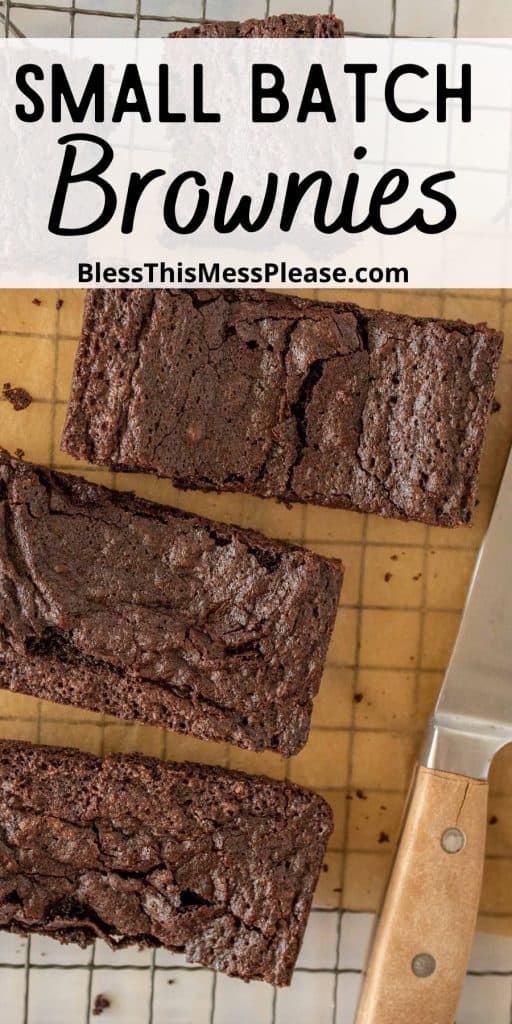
3,384,32,410
491,399,501,414
378,831,390,844
489,815,499,826
56,299,64,310
31,297,41,306
93,994,111,1016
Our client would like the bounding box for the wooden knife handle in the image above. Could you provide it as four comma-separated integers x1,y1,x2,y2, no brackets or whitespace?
356,765,488,1024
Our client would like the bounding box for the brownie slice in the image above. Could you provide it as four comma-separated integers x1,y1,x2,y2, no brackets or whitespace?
62,290,502,528
0,740,333,984
170,13,344,37
0,454,342,755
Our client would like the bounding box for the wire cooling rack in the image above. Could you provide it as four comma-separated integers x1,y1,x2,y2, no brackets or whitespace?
0,2,512,1023
0,0,466,41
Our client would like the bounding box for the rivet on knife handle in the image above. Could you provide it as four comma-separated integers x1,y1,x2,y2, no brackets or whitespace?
355,764,488,1024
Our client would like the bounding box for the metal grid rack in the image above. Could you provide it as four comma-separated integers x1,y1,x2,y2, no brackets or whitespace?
0,2,511,1023
0,0,466,40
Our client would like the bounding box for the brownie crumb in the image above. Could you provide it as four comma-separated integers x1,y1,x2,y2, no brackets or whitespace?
390,555,399,562
489,815,499,825
167,979,175,985
14,448,24,460
31,297,41,306
353,692,364,703
356,789,367,801
333,887,343,893
56,298,64,311
378,831,390,844
491,399,501,414
322,863,329,873
384,572,392,582
93,994,110,1016
412,573,422,581
3,384,32,411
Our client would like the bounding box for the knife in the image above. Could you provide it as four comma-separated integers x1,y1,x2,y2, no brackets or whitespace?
356,445,512,1024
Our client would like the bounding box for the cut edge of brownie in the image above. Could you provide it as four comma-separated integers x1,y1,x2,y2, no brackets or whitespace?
0,452,343,756
0,739,334,985
169,13,344,38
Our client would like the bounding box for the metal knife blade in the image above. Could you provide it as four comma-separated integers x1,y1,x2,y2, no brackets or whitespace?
357,446,512,1024
423,446,512,780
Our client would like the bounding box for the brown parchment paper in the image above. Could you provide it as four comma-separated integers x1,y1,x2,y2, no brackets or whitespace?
0,287,510,934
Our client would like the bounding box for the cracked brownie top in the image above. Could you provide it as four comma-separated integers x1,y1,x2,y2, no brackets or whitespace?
62,289,502,527
0,739,332,985
0,454,342,755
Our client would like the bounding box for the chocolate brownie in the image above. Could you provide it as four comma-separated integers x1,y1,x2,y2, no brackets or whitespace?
170,13,344,38
62,290,503,527
0,454,342,755
0,740,333,984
